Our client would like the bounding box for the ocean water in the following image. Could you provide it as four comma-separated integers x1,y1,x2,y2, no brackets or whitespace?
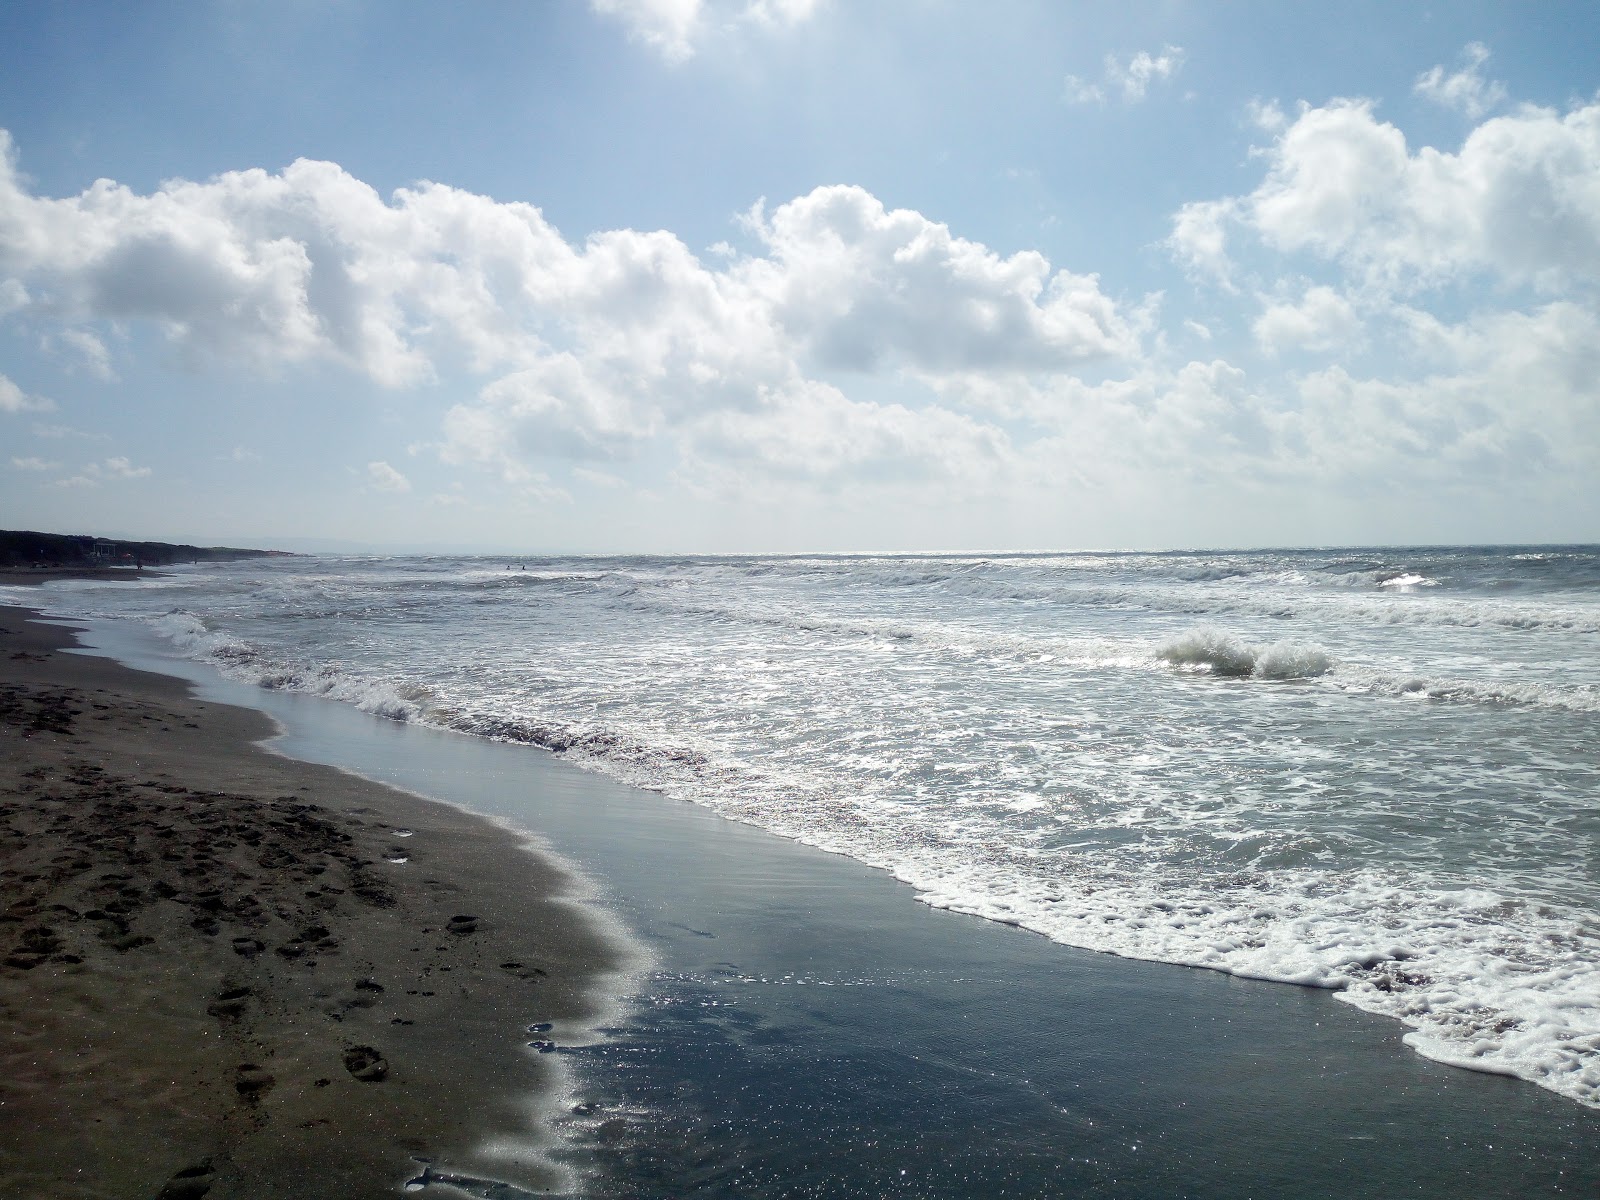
14,545,1600,1113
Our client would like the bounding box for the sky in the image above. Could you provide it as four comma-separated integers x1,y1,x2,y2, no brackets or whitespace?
2,1,1598,553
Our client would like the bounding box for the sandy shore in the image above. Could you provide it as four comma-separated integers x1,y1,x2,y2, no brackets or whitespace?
0,605,622,1199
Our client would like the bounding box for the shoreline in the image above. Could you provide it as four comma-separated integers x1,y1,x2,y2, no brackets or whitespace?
9,586,1600,1197
0,604,623,1198
0,566,170,584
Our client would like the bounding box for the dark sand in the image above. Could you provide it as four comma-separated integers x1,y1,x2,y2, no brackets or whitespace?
0,606,621,1199
0,567,166,585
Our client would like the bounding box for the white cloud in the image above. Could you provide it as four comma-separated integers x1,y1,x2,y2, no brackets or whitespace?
1252,285,1362,355
442,355,651,474
0,372,55,414
365,460,412,492
746,185,1135,372
590,0,819,63
0,134,1136,495
51,328,115,379
1415,42,1508,120
17,111,1583,521
52,456,152,487
686,380,1010,488
0,278,26,316
1113,45,1186,102
11,456,58,470
1171,96,1600,291
1062,76,1105,106
434,186,1132,487
1281,303,1600,482
592,0,700,62
741,0,820,29
1065,45,1185,106
1246,98,1288,133
1167,198,1238,286
933,287,1600,499
31,422,98,439
103,456,151,478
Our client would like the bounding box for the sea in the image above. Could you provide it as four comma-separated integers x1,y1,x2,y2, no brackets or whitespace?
11,545,1600,1124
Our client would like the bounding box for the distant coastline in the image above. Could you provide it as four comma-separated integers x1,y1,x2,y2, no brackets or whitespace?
0,529,290,577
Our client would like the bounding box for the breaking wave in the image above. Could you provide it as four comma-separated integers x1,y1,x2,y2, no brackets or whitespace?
148,611,429,722
1159,627,1332,679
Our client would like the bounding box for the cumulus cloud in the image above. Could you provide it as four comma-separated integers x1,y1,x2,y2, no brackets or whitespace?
0,372,54,414
1252,285,1362,355
1245,98,1288,133
745,186,1134,372
1164,74,1597,501
1167,198,1238,286
1169,95,1600,290
1414,42,1507,119
935,290,1600,498
442,356,650,475
53,456,153,487
590,0,819,63
0,130,1135,493
923,355,1274,474
686,380,1011,488
1282,301,1600,480
365,460,412,492
1065,45,1186,105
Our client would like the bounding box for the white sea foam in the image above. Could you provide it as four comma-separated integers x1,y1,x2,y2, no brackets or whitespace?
1159,626,1332,679
907,866,1600,1109
147,610,427,721
488,696,1600,1111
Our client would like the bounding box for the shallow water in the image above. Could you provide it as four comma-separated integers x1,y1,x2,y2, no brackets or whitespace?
14,545,1600,1110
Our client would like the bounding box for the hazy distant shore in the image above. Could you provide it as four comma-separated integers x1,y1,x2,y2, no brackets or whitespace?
0,529,286,576
0,604,619,1198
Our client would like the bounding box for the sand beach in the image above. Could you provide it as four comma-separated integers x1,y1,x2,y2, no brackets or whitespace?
0,604,620,1198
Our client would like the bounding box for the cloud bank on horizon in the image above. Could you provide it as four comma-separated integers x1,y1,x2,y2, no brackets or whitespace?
1,3,1597,551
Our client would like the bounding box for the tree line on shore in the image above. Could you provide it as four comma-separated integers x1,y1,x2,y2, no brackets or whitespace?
0,529,285,569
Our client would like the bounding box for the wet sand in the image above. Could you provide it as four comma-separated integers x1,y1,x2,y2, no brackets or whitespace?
0,605,621,1199
0,567,166,584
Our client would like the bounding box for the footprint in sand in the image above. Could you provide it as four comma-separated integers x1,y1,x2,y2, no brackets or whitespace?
446,914,478,935
234,1064,275,1100
206,986,251,1020
343,1045,389,1082
155,1160,215,1199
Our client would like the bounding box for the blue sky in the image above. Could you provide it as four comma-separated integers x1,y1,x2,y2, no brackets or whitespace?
2,1,1598,552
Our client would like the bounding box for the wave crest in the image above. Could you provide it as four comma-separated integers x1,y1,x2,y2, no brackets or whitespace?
1160,626,1332,680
